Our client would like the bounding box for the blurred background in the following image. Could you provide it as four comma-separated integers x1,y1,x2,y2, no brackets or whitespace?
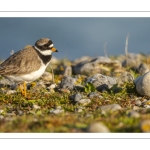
0,17,150,61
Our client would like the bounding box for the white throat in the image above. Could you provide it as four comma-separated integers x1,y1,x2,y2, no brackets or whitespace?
34,46,53,56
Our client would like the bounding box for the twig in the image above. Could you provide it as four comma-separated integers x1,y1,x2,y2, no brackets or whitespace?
50,65,55,83
104,42,108,57
125,34,130,57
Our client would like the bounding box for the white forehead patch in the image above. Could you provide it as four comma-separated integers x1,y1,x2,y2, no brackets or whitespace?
49,44,54,48
34,46,53,56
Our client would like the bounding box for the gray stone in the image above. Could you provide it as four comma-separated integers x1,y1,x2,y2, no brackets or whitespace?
98,104,122,114
6,90,17,95
60,76,77,90
33,104,41,110
77,99,91,106
134,71,150,97
0,115,4,120
41,71,53,81
73,56,92,64
88,92,102,99
74,93,82,102
17,110,24,116
0,109,4,114
87,122,110,133
73,56,121,76
87,73,116,92
138,63,149,75
122,53,142,69
62,66,72,76
127,110,140,118
50,106,64,114
75,106,85,113
135,100,142,106
0,78,14,85
115,71,134,85
50,108,64,114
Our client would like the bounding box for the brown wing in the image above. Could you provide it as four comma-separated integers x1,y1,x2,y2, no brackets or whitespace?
0,46,42,75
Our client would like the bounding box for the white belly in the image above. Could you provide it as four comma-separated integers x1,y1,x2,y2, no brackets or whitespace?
5,64,48,83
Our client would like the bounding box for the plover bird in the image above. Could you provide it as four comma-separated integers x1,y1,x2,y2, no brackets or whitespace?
0,38,58,96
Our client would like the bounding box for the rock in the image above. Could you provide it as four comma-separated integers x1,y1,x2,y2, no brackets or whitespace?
49,106,64,114
60,76,77,90
30,81,46,92
127,110,140,118
74,93,82,102
33,104,41,110
140,120,150,132
122,53,142,69
87,122,110,133
115,71,134,85
17,110,24,116
75,106,85,113
47,83,57,92
134,71,150,97
77,99,91,106
134,100,142,106
138,63,149,75
0,78,14,86
6,90,17,95
58,88,70,94
87,74,116,92
61,66,72,76
98,104,122,114
73,56,92,64
88,92,102,99
41,71,53,81
73,56,121,76
133,106,140,110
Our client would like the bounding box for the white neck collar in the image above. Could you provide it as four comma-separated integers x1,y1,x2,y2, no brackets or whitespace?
34,46,53,56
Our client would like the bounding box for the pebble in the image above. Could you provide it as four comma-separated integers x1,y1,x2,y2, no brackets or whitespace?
58,88,70,94
30,81,46,92
75,106,85,113
17,110,24,116
0,109,4,114
86,73,116,92
134,71,150,97
116,71,134,85
77,99,91,106
41,71,53,81
98,104,122,114
87,122,110,133
60,76,77,90
33,104,41,110
6,90,17,95
62,66,72,76
0,115,4,120
74,93,82,102
0,78,14,86
138,63,149,75
88,92,102,99
140,120,150,132
47,83,57,93
73,56,120,76
134,100,142,106
127,110,140,118
133,106,141,110
49,106,64,114
122,53,142,69
47,83,57,89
